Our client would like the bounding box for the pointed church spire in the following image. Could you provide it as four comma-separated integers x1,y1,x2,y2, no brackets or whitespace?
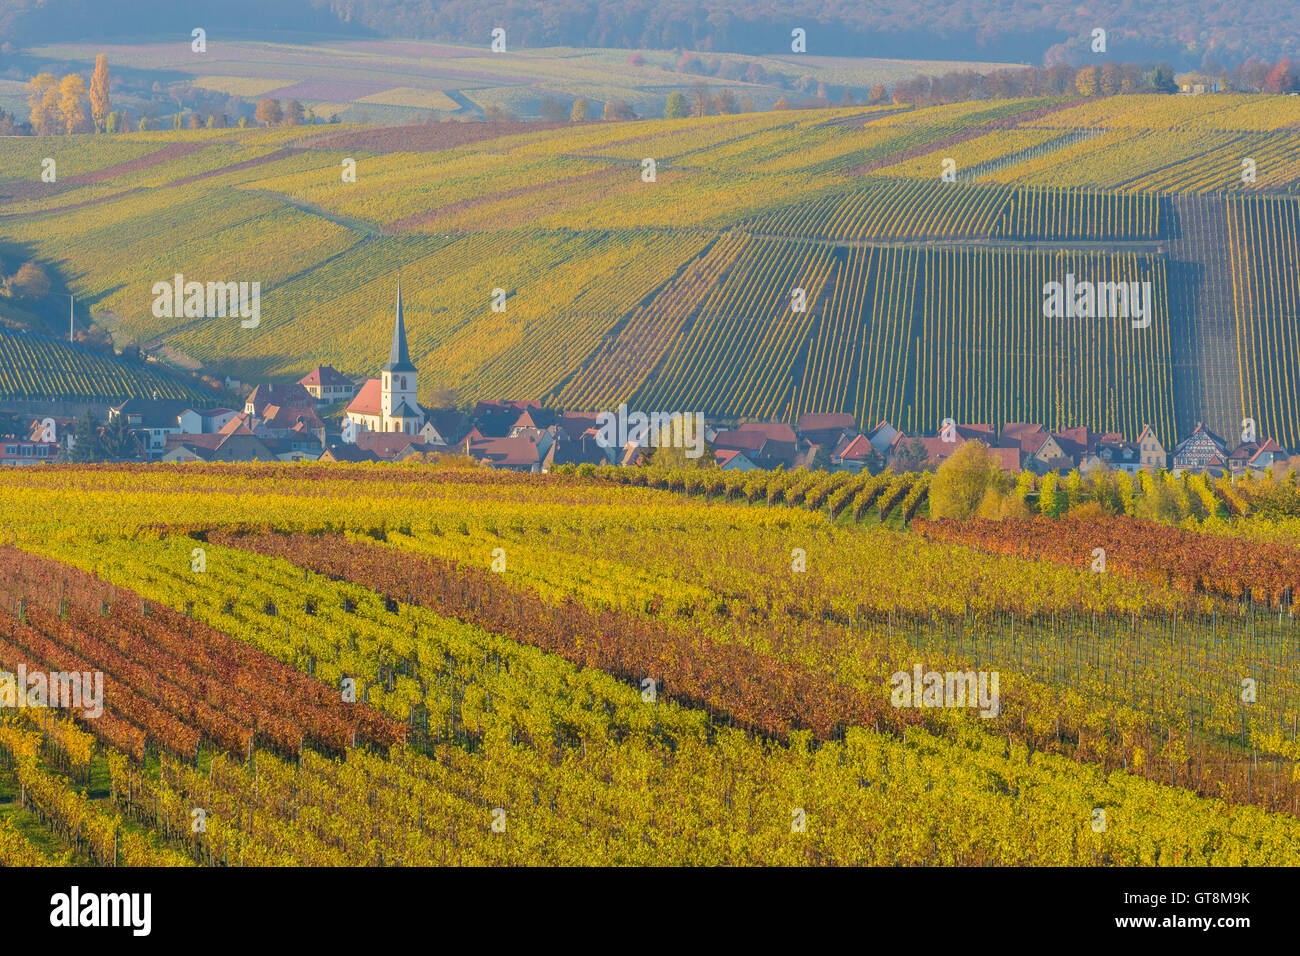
382,278,416,373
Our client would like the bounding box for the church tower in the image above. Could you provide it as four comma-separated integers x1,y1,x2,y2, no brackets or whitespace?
380,281,422,434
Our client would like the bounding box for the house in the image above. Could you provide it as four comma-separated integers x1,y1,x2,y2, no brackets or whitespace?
1247,438,1287,476
865,421,902,458
1136,424,1167,471
541,429,611,471
355,430,426,461
161,422,278,463
999,423,1067,473
955,423,996,442
392,441,452,462
319,443,380,463
1093,435,1143,474
796,412,857,448
832,433,881,472
244,383,314,418
108,397,194,458
1052,426,1091,463
712,423,797,469
464,435,541,472
344,283,426,435
178,407,238,434
26,417,75,445
1227,437,1288,477
418,410,471,446
297,365,357,404
557,412,603,442
474,399,539,418
1171,423,1221,473
715,449,758,471
0,438,59,466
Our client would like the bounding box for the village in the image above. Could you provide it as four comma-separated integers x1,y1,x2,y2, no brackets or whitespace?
1,290,1291,479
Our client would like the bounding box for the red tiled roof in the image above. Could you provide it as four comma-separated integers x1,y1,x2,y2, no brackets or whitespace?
834,433,876,460
345,378,382,417
297,365,354,389
735,422,797,444
356,431,422,459
797,412,856,433
712,430,767,452
469,436,539,467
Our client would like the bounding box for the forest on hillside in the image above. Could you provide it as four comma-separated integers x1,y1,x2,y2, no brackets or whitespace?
0,0,1295,68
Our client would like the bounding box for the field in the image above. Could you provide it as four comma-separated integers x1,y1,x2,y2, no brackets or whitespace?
2,90,1300,441
3,462,1300,866
22,40,1020,124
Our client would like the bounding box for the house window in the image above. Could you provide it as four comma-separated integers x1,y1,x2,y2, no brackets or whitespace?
400,376,407,391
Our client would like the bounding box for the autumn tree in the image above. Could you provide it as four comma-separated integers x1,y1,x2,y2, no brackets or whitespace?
57,74,90,133
1099,62,1122,95
866,83,886,104
540,98,569,122
1075,66,1100,96
663,91,688,118
928,441,1009,519
689,81,711,117
26,73,61,135
254,97,283,127
284,100,306,126
601,99,636,120
569,98,590,121
7,261,52,300
89,54,111,131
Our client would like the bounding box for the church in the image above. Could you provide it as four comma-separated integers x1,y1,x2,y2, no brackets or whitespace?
344,283,426,435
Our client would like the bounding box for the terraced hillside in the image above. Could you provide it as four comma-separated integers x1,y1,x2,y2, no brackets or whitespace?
2,94,1299,442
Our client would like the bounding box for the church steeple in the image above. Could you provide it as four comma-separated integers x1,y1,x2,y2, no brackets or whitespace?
382,279,416,373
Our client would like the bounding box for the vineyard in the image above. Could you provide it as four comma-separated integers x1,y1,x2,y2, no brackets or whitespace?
0,328,213,404
2,463,1300,866
1,96,1298,435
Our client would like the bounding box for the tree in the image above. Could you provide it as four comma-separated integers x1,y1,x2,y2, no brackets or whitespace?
57,74,90,133
867,83,886,104
890,438,928,472
1151,62,1178,93
98,415,139,461
284,100,306,126
1099,63,1122,95
602,99,636,121
739,96,754,113
104,110,121,133
664,91,688,118
1038,472,1063,517
186,112,202,130
254,98,283,127
1075,66,1100,96
689,81,711,117
712,90,737,114
1264,59,1296,94
69,411,101,462
137,116,150,131
772,96,791,110
569,98,590,122
27,73,61,135
840,89,854,106
89,54,111,131
7,261,51,300
540,98,570,122
928,441,1009,519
